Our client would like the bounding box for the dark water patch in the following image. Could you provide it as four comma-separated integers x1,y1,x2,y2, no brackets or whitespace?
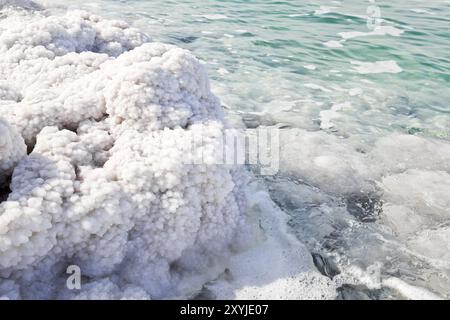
253,39,301,49
386,95,416,117
268,1,302,8
345,193,383,223
299,12,366,25
322,231,347,252
405,29,430,38
290,69,307,75
171,35,199,44
263,25,290,31
236,31,255,37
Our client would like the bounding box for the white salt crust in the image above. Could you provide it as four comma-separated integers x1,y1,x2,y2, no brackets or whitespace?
0,6,250,299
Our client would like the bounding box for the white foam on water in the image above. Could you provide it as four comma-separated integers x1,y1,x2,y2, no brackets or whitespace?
319,102,352,130
383,278,443,300
351,60,403,74
304,64,316,70
202,14,229,20
304,83,332,92
410,8,435,15
218,67,230,75
324,40,344,48
314,6,337,15
287,13,308,18
339,26,404,40
348,88,363,96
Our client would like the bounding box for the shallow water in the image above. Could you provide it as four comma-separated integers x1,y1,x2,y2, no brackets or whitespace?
43,0,450,137
7,0,450,299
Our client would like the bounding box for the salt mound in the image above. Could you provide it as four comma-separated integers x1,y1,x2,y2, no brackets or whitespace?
0,7,248,299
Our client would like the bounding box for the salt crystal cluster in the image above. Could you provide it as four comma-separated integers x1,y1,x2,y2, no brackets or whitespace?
0,7,247,299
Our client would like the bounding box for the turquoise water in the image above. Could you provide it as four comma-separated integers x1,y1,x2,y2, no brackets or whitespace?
22,0,450,298
54,0,450,140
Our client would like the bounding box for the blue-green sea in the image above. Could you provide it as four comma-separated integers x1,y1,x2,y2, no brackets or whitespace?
48,0,450,140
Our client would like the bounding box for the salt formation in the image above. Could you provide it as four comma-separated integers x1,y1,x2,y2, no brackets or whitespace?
276,129,450,298
0,7,248,299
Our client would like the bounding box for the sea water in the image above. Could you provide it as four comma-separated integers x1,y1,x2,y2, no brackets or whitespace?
5,0,450,299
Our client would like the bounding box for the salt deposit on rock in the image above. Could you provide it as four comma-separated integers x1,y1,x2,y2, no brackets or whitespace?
0,5,249,299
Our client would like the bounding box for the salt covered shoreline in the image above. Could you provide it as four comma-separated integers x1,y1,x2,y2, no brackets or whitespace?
1,0,449,300
0,1,334,300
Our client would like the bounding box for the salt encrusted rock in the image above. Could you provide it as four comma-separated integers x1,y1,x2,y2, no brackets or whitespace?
0,8,248,299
